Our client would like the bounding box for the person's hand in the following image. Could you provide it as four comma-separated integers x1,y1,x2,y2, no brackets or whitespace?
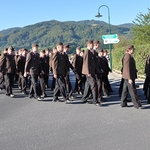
24,72,27,77
88,74,91,77
24,72,29,77
128,79,132,84
54,74,57,78
41,70,44,74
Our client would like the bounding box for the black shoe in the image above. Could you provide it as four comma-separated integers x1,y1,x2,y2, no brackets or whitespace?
121,103,128,107
52,98,63,102
81,98,87,104
10,94,15,98
44,93,48,97
103,95,109,98
94,102,102,107
40,94,45,98
78,91,83,95
69,95,75,100
6,93,10,97
100,97,106,102
66,98,71,104
36,97,43,101
22,91,28,95
6,93,14,98
29,95,33,98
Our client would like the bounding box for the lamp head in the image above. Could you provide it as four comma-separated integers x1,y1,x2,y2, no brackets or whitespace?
95,13,102,18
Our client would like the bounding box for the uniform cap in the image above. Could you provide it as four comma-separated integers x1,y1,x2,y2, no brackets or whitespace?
126,45,134,50
32,43,39,47
86,40,93,44
8,46,14,51
63,44,70,48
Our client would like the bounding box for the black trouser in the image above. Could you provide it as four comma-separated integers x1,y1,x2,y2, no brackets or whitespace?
53,74,67,100
82,74,98,103
51,76,56,91
96,74,102,99
45,74,49,88
39,74,46,96
121,79,141,108
143,75,150,97
101,75,109,96
0,72,4,89
19,74,27,92
74,72,82,93
118,78,124,97
4,73,14,95
18,75,21,88
65,74,73,97
29,74,39,97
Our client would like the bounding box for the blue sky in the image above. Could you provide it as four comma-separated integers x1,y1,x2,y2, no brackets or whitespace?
0,0,149,31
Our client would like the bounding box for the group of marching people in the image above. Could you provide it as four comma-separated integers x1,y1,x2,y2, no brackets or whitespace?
0,40,112,106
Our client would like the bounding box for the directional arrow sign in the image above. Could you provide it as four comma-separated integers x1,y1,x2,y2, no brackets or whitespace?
103,38,120,44
102,34,118,40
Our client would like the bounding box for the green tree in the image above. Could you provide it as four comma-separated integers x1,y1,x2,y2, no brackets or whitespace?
132,8,150,45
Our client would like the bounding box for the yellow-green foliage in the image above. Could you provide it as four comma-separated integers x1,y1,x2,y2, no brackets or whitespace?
112,44,150,75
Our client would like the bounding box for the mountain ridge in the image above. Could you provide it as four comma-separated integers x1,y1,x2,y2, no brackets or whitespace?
0,20,134,52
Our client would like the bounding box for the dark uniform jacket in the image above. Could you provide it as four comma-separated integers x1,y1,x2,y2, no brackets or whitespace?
122,53,137,80
72,54,83,74
0,53,16,74
63,52,74,73
144,54,150,77
82,49,96,75
16,55,26,75
100,56,111,76
24,52,40,75
39,57,46,74
52,51,67,75
45,55,50,75
93,50,101,75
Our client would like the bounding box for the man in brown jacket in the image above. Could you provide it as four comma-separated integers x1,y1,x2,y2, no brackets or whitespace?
52,42,70,103
120,45,142,109
81,40,101,106
24,44,42,101
72,46,83,95
0,46,16,97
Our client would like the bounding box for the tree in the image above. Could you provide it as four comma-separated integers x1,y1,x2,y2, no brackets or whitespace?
132,8,150,45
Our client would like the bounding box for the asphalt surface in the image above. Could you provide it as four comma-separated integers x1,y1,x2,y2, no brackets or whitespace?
0,72,150,150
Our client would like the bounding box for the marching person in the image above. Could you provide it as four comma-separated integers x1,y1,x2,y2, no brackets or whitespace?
49,47,57,91
16,48,28,95
63,44,75,99
39,50,47,98
81,40,101,106
0,46,16,97
120,45,142,109
0,48,8,90
93,40,103,102
99,49,112,97
72,46,83,95
143,53,150,103
24,43,42,101
45,48,50,88
51,42,71,103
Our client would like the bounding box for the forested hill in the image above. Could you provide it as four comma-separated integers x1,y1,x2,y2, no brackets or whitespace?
0,20,134,53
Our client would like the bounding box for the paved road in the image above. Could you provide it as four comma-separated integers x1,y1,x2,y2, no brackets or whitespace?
0,72,150,150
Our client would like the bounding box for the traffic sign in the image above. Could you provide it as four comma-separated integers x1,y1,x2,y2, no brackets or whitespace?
103,38,120,44
102,34,118,40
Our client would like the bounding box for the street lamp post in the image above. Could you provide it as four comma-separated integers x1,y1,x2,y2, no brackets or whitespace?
95,5,112,70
